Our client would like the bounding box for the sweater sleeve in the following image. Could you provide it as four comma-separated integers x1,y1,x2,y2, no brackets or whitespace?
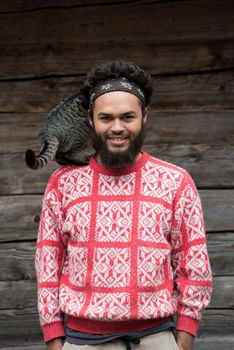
171,170,212,336
35,172,67,343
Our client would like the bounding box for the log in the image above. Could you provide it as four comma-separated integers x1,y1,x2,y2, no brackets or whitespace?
200,191,234,232
194,337,234,350
0,276,233,309
0,243,37,281
0,153,58,195
0,307,43,347
0,195,42,242
207,233,234,276
1,41,234,79
1,71,234,113
2,144,234,195
0,191,234,242
0,1,233,45
0,233,233,280
1,111,234,154
0,0,137,13
0,280,37,309
1,110,234,193
0,308,233,347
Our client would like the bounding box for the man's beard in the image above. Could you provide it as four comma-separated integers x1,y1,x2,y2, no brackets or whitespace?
91,126,145,169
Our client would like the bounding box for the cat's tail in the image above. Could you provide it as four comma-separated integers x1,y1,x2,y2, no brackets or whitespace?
25,138,59,170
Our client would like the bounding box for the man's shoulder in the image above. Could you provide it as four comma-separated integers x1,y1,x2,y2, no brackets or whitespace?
145,153,188,177
47,163,92,188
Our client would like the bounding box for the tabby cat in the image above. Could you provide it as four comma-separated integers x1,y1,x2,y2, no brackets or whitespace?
25,92,93,170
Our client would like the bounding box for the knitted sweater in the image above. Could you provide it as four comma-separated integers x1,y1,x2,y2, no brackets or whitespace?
35,152,212,342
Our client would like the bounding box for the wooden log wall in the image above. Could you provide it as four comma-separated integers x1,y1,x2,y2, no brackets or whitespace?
0,0,234,349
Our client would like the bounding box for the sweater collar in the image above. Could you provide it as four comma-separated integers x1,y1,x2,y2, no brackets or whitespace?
89,151,149,176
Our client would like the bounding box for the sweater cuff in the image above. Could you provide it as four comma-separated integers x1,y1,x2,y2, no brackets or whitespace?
42,321,65,343
176,315,199,336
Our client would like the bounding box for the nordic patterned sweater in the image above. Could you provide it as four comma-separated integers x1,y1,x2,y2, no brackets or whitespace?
35,152,212,343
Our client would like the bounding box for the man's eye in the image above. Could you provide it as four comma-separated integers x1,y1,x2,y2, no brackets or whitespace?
124,115,134,120
100,116,110,121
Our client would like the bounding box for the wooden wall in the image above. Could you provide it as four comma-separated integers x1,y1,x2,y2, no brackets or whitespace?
0,0,234,349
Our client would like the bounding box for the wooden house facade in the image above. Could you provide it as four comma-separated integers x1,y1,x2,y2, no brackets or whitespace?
0,1,234,349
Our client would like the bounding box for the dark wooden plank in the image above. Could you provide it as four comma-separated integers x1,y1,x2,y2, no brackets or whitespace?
1,71,234,113
1,1,233,46
0,191,234,242
0,233,233,280
0,196,42,242
0,244,37,282
145,111,234,144
0,0,152,13
0,280,37,309
0,277,232,309
0,153,59,195
1,110,234,193
0,308,233,347
207,233,234,276
194,338,234,350
0,307,43,347
209,276,234,309
198,310,234,337
144,143,234,189
151,70,234,112
2,110,234,154
200,191,234,232
2,144,234,195
1,41,234,79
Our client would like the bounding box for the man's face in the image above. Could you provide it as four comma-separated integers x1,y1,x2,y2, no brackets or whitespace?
90,91,147,168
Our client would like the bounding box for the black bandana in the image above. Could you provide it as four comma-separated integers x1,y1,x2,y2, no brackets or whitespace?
89,78,145,107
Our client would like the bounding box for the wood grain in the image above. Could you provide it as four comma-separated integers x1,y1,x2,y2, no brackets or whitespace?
1,71,234,113
0,233,233,280
0,308,233,347
1,111,234,154
1,110,234,193
0,277,233,309
0,195,42,242
0,191,233,242
1,41,234,79
1,1,233,45
2,143,234,195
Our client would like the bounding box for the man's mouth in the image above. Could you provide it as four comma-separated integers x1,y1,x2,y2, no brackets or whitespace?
107,136,129,146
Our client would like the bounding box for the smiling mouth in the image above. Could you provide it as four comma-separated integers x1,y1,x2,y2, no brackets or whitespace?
107,136,129,146
108,137,127,141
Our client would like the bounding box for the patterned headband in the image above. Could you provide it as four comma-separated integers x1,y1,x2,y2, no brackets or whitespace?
89,78,145,107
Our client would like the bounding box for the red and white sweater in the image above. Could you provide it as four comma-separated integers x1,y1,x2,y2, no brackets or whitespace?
35,152,212,342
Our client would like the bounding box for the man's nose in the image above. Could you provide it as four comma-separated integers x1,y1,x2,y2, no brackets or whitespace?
111,119,124,132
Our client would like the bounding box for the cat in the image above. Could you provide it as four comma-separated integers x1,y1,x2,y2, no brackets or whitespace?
25,92,93,170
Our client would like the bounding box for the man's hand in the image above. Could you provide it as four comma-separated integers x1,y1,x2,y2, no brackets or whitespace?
176,331,194,350
47,337,64,350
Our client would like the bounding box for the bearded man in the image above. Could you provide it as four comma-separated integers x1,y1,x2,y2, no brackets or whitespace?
35,61,212,350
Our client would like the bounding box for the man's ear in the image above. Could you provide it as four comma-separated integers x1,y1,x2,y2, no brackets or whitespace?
143,107,148,125
88,110,93,127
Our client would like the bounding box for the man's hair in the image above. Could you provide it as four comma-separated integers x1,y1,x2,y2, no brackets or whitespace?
79,60,153,112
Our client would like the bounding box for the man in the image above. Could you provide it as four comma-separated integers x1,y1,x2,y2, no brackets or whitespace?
35,61,212,350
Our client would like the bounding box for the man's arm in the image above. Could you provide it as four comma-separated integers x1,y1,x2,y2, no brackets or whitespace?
171,170,212,338
176,331,194,350
35,174,67,343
